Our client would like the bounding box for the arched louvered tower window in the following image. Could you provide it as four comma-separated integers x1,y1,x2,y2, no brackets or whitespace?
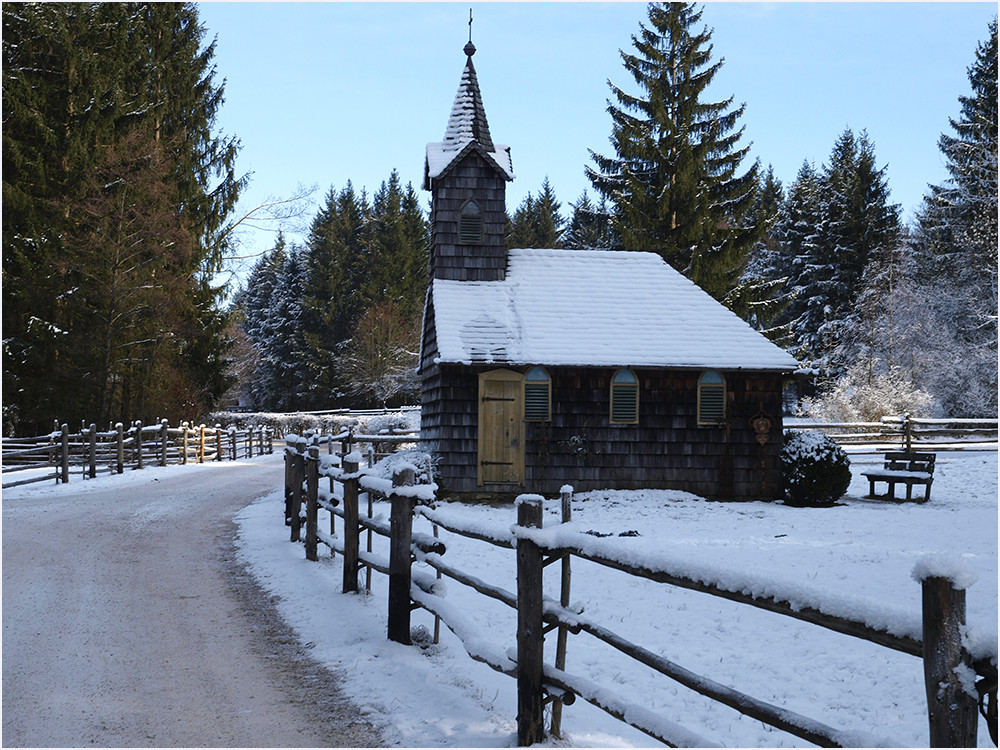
458,200,484,245
698,370,726,424
610,369,639,424
524,367,551,421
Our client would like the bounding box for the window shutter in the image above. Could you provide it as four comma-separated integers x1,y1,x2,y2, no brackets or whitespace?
459,201,483,244
524,367,550,421
524,384,549,420
698,371,726,423
610,369,639,424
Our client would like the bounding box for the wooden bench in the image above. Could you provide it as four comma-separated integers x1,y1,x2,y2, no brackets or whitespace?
862,451,936,502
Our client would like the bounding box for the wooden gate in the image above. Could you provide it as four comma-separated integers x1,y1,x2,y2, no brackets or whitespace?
478,369,524,487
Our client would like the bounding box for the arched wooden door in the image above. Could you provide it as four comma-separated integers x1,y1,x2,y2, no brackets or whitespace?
477,369,524,486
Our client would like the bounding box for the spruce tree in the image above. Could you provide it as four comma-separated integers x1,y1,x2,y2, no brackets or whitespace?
505,177,565,249
2,2,244,432
913,18,997,416
735,165,792,340
770,161,826,366
769,131,899,378
300,182,371,406
586,2,760,303
564,191,617,250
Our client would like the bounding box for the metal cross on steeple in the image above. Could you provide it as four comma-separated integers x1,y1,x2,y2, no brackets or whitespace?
465,8,476,57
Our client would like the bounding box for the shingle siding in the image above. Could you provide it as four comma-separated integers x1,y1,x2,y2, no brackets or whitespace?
421,362,785,500
429,151,508,282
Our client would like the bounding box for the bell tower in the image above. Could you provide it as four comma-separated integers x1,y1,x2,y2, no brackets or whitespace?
423,39,513,281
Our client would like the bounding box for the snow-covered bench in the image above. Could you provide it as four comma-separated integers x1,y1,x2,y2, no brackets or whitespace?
862,451,936,502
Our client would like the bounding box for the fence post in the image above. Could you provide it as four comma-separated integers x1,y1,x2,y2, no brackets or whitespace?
156,420,165,466
305,446,319,561
516,494,546,746
551,486,574,737
115,422,124,474
342,454,360,592
290,440,305,543
283,444,294,526
246,427,252,459
921,576,978,747
87,424,97,479
135,420,143,470
230,426,237,461
388,467,416,644
215,424,223,461
181,422,189,465
198,424,206,463
904,412,913,452
60,423,70,483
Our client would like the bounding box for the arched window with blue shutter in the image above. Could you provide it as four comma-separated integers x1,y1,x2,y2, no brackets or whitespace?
698,370,726,424
458,200,484,244
610,368,639,424
523,367,550,421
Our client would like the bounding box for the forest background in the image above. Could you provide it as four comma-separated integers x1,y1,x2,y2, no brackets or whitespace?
2,3,996,435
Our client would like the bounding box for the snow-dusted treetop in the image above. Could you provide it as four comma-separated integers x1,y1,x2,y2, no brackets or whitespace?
430,248,801,371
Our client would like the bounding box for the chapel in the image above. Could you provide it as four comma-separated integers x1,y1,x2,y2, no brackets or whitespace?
419,41,799,500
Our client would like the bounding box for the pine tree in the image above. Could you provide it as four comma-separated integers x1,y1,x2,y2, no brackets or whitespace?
912,18,997,416
300,182,371,406
364,171,429,320
564,191,618,250
2,3,244,432
735,165,792,340
586,2,760,303
505,177,565,249
769,132,899,376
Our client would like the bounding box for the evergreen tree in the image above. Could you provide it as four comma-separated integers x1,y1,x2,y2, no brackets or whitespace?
586,2,760,303
735,165,792,340
244,237,310,411
364,171,429,320
912,18,997,416
563,191,618,250
2,3,244,432
769,132,899,376
300,182,371,406
505,177,565,249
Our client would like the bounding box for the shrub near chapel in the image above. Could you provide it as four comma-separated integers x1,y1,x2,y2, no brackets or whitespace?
781,429,852,506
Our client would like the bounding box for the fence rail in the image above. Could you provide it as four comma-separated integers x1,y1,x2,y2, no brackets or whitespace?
793,414,998,451
2,420,275,489
281,442,997,748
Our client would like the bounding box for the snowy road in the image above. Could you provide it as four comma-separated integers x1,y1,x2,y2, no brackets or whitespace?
2,455,381,747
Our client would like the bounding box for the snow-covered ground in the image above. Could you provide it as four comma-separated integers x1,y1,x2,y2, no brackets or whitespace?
235,448,998,748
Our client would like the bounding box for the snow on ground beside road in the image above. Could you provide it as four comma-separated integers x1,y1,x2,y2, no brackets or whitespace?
234,449,998,748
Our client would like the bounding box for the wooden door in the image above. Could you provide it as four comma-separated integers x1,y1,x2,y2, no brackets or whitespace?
478,369,524,486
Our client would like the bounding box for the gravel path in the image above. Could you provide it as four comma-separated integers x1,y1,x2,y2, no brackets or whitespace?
2,456,382,747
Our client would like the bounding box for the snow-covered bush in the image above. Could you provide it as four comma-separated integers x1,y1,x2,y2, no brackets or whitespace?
801,366,935,422
781,429,852,506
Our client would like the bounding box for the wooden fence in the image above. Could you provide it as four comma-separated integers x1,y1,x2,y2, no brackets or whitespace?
794,414,998,451
282,440,998,748
2,420,275,489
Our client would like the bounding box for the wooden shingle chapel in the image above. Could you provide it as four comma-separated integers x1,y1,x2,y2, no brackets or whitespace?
420,33,799,501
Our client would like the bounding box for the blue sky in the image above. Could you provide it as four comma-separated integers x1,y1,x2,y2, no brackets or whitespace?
195,2,996,277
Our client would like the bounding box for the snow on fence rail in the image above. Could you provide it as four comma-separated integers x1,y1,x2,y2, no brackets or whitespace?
282,439,998,748
1,420,275,489
792,414,998,451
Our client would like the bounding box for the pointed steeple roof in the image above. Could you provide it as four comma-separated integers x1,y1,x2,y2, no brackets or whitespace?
424,42,513,190
442,43,494,152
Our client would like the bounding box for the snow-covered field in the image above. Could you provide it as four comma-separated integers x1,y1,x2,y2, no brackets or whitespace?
235,448,998,748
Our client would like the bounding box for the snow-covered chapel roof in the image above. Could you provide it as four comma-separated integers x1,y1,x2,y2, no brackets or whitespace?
430,248,800,371
424,43,513,188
